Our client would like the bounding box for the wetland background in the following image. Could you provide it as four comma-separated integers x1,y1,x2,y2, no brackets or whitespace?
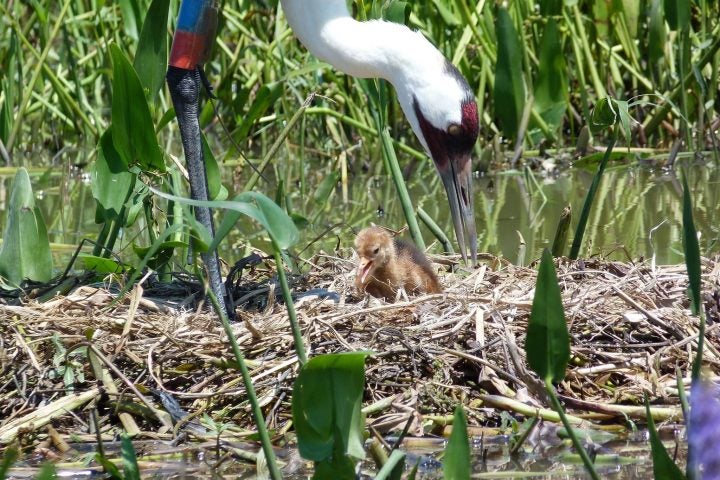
1,0,719,478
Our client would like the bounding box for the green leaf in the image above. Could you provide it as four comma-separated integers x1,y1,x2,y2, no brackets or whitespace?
121,434,141,480
0,168,53,285
35,463,57,480
118,0,142,40
645,394,685,479
79,254,127,274
444,406,471,480
313,171,340,207
589,97,618,134
202,134,226,201
292,352,371,465
92,129,136,223
534,18,567,132
539,0,563,15
526,249,570,383
149,187,299,251
648,0,666,66
0,446,18,479
95,451,122,478
681,173,701,316
383,1,410,24
133,0,170,101
110,44,165,172
494,7,525,140
132,240,185,270
233,82,282,143
664,0,690,31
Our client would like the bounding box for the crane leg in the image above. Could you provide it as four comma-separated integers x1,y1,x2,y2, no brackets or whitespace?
167,65,230,319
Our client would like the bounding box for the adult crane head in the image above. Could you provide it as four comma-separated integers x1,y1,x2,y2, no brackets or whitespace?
280,1,480,263
402,60,480,264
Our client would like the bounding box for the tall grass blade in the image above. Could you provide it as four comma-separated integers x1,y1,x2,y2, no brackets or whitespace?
534,18,567,134
494,6,525,140
134,0,170,101
206,289,283,480
443,405,471,480
0,447,18,479
526,249,569,383
121,434,141,480
681,173,701,317
551,205,571,257
644,393,685,479
664,0,691,31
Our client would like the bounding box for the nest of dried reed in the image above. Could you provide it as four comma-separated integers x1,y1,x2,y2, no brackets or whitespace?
1,252,718,450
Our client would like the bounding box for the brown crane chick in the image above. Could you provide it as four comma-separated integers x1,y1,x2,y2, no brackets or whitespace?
354,226,442,301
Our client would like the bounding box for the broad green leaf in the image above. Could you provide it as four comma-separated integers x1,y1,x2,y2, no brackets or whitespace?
526,249,570,383
444,406,471,480
648,0,666,66
645,394,685,479
133,0,170,101
110,44,165,172
149,187,299,251
92,129,136,223
121,434,141,480
384,1,410,24
0,168,52,285
681,173,701,316
534,18,567,132
589,97,617,134
494,7,525,140
233,82,282,143
292,352,371,464
79,254,127,274
664,0,690,31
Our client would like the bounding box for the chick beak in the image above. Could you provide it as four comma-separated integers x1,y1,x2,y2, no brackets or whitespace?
438,152,477,265
358,258,373,283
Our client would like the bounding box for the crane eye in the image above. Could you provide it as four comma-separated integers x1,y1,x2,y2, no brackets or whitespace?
447,124,462,137
373,247,380,254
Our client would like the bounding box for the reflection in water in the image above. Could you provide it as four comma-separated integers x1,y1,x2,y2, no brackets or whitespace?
0,163,717,268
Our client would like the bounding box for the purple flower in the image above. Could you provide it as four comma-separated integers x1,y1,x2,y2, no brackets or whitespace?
689,377,720,479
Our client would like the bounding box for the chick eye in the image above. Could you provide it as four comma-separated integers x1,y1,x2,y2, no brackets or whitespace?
373,247,380,254
447,123,462,137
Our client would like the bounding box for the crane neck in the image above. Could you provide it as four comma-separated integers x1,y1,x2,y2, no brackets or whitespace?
279,0,445,86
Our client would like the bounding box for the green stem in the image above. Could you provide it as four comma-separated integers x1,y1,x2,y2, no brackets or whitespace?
569,132,617,259
545,378,600,480
271,238,307,365
373,449,406,480
207,289,283,480
379,128,425,250
418,207,454,255
644,26,720,135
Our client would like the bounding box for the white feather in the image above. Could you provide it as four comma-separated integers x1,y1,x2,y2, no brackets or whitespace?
279,0,468,153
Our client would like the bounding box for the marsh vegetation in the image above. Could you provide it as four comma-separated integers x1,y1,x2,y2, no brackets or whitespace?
0,0,719,478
